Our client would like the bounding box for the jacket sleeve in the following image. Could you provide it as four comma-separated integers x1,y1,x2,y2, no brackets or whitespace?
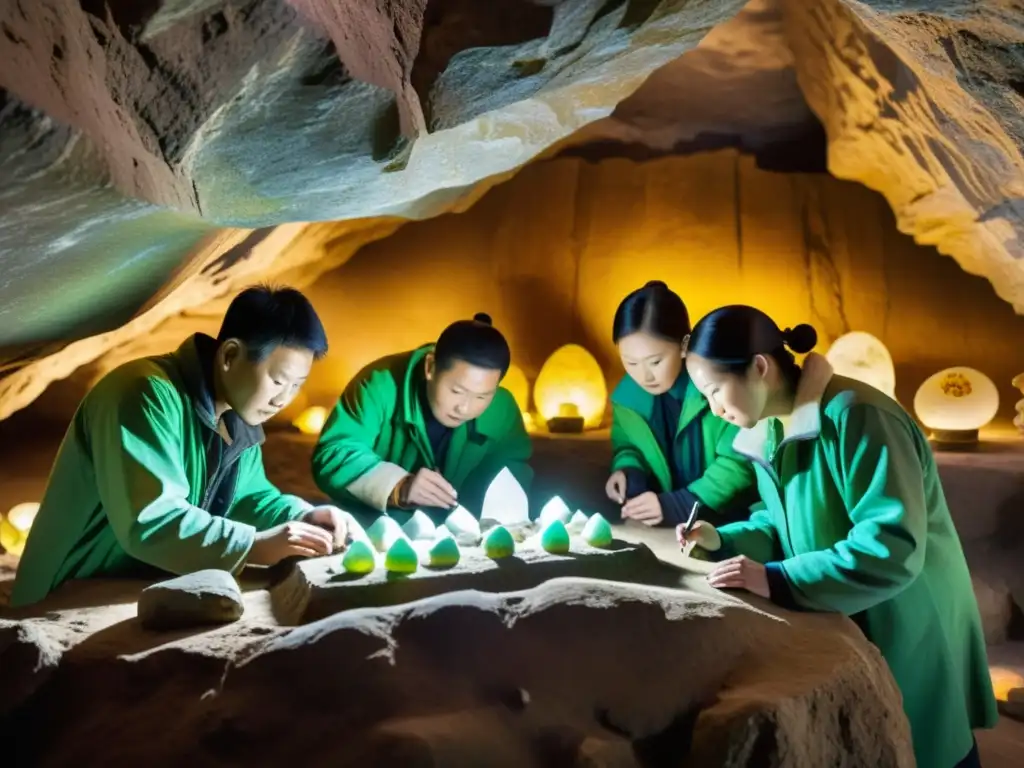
458,398,534,514
229,445,312,528
311,371,407,511
774,405,928,616
687,421,757,512
609,404,648,474
88,375,256,575
714,502,780,563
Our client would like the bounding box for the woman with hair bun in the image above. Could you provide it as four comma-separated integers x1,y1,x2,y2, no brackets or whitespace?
679,304,996,768
607,282,756,527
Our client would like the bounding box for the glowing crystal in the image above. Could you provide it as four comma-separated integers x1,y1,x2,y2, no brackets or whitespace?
538,496,571,527
402,510,437,541
428,536,461,567
367,516,404,552
445,506,482,545
384,537,419,574
480,467,530,527
341,540,376,574
484,525,515,559
582,514,613,548
540,519,570,554
567,510,589,534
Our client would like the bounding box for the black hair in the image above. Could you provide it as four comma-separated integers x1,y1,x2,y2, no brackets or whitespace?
612,280,691,344
434,312,511,376
687,305,816,386
217,285,328,362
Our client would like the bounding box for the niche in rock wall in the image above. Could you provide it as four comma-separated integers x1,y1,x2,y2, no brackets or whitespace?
292,150,1024,428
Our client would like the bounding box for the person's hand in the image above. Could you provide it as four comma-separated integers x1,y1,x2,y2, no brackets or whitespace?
248,521,334,566
621,491,663,526
605,471,627,504
400,468,458,509
301,505,350,552
707,555,770,599
676,520,721,553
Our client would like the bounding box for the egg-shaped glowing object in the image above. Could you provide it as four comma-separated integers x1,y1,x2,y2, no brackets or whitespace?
293,406,328,435
989,666,1024,702
825,332,896,399
502,364,530,413
534,344,607,429
0,502,39,557
914,367,999,443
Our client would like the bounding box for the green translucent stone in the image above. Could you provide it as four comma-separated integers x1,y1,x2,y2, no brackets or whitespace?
540,519,570,554
384,537,419,574
582,513,613,548
484,525,515,559
428,536,461,567
341,540,376,574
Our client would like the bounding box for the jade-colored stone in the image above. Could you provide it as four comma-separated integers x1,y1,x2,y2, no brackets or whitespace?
540,519,570,554
483,525,515,559
384,537,419,574
428,536,461,567
582,513,613,548
341,540,376,574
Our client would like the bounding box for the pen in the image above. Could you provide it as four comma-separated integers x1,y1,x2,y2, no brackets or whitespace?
680,501,700,544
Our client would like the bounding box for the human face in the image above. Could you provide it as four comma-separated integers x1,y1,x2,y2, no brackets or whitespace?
425,354,501,428
686,353,770,429
617,332,684,395
217,342,314,426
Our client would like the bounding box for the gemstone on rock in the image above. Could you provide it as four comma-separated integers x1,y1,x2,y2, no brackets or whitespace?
384,537,419,574
582,513,613,548
428,536,461,567
537,496,572,527
484,525,515,559
540,519,570,554
568,510,589,534
341,540,376,574
402,509,437,541
367,516,404,552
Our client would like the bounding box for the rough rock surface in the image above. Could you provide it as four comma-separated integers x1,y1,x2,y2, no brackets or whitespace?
0,533,916,767
136,568,244,630
3,0,1024,421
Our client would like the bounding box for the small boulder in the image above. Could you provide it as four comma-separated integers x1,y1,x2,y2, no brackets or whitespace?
137,570,244,631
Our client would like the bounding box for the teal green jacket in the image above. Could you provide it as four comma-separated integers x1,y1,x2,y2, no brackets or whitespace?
312,346,532,519
716,354,997,768
11,335,312,608
609,374,755,513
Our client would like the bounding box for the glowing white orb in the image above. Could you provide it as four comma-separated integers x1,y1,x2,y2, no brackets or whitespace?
825,332,896,399
914,367,999,435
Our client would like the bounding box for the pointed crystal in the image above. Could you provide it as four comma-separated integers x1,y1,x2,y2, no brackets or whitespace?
538,496,572,528
367,516,404,552
582,513,613,548
428,536,461,567
445,505,482,545
341,540,376,574
480,467,530,527
483,525,515,559
402,510,437,541
540,519,570,554
384,537,419,574
568,510,589,534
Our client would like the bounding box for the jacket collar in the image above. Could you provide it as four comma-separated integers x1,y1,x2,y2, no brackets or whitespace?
173,333,265,449
611,370,708,432
732,353,834,461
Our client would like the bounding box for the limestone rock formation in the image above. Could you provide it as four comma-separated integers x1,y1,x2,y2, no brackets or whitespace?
136,569,244,631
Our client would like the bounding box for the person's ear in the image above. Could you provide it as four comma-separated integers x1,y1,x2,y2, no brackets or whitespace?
425,352,435,382
753,354,770,379
219,339,243,371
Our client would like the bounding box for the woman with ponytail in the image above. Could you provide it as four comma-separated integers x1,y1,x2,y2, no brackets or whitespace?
679,305,996,768
313,313,532,523
606,282,756,527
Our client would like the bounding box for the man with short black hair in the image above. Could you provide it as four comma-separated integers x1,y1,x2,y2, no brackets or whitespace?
312,313,532,521
12,285,349,607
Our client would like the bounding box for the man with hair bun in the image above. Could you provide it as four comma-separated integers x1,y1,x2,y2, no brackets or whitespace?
313,313,532,522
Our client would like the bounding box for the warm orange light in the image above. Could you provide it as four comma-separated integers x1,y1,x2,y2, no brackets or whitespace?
558,402,580,418
521,411,537,433
534,344,607,429
503,364,530,412
990,666,1024,702
1,502,39,557
293,406,328,435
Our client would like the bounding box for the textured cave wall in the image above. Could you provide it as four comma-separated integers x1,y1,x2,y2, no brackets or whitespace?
18,150,1024,431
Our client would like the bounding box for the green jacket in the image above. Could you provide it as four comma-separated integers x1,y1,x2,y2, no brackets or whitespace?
609,374,755,513
312,345,532,520
717,355,997,768
11,335,312,608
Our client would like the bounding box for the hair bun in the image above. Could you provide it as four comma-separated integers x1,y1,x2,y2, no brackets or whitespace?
782,323,817,354
644,280,668,290
472,312,493,326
